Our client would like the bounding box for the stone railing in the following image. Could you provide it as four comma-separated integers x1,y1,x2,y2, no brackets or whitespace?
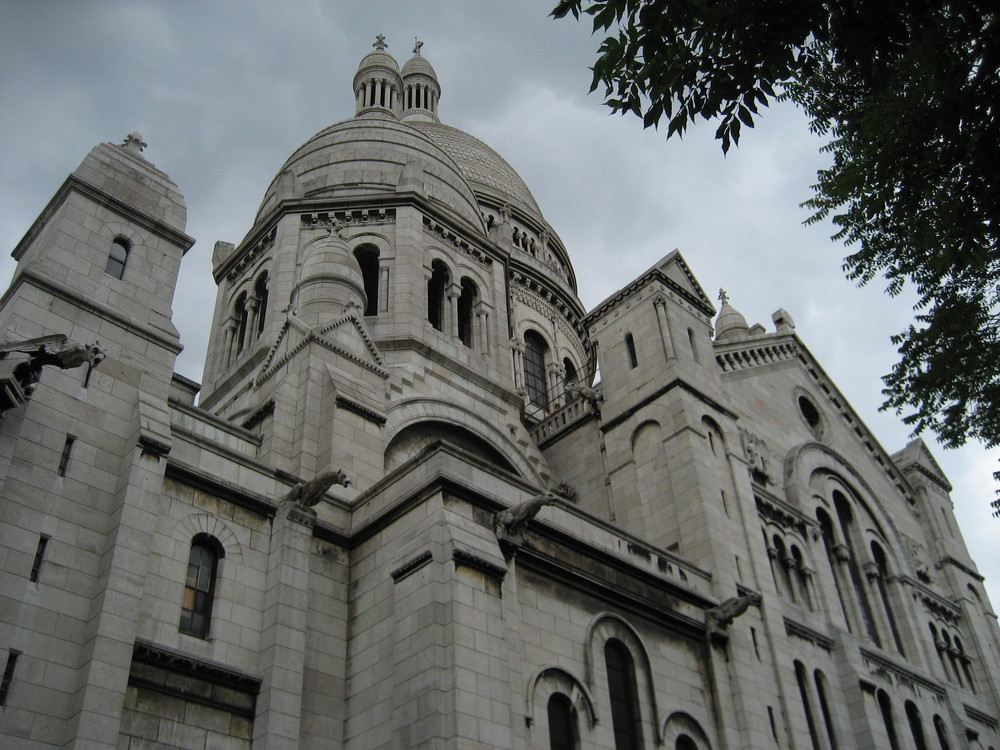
716,340,799,373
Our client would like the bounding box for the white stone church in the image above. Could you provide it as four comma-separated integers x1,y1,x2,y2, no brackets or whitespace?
1,37,998,750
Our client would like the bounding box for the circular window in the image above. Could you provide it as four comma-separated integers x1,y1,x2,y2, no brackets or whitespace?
796,392,827,440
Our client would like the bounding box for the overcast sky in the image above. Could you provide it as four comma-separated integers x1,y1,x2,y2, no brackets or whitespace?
1,1,996,606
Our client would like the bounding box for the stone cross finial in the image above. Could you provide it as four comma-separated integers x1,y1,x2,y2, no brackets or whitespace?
413,38,423,55
122,132,147,153
718,288,729,305
373,34,387,51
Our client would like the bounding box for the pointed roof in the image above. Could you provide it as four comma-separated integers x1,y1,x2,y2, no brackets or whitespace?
892,438,952,492
584,249,715,325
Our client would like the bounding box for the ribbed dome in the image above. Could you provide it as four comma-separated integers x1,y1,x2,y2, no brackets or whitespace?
401,53,437,79
255,117,485,230
410,121,543,221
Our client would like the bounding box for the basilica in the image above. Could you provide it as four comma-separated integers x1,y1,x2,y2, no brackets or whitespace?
1,37,998,750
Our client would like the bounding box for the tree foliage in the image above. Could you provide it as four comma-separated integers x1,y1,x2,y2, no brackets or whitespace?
552,0,1000,511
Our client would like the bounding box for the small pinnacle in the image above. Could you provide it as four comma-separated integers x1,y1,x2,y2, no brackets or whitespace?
373,33,387,51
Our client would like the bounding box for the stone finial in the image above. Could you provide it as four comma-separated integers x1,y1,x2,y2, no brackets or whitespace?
373,34,387,51
718,288,729,305
772,308,796,332
122,132,147,153
413,38,423,55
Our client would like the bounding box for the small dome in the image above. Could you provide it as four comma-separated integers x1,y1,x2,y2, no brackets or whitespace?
356,35,399,74
401,53,437,79
714,292,750,342
294,233,366,323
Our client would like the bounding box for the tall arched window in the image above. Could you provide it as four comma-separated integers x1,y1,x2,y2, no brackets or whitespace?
871,542,905,654
773,536,797,603
814,669,839,749
179,534,223,639
458,277,478,348
105,238,130,279
817,508,852,631
547,693,578,750
954,636,975,691
930,623,951,679
792,545,813,609
794,660,820,750
354,245,380,316
605,639,642,750
625,333,638,368
524,331,549,409
905,701,929,750
427,260,449,331
877,690,901,750
933,714,951,750
834,492,879,645
234,292,249,354
253,271,269,335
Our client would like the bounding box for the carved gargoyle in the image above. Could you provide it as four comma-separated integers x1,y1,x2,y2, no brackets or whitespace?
280,469,350,509
706,591,762,639
0,335,104,414
495,482,576,535
565,381,603,408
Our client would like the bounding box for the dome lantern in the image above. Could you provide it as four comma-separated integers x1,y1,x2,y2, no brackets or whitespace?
353,34,403,118
400,39,441,123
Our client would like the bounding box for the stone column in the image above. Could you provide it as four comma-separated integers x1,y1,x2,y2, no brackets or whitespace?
476,309,489,355
445,284,461,339
653,296,675,360
253,501,316,749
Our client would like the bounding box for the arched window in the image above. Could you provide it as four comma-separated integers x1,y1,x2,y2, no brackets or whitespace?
179,534,223,639
933,714,951,750
625,332,638,368
234,292,249,354
563,358,577,387
524,331,549,410
871,542,905,654
605,639,642,750
941,631,962,687
833,492,879,645
792,545,813,610
954,636,975,691
253,271,269,336
676,737,698,750
354,245,380,316
105,238,130,279
547,693,578,750
458,277,478,348
814,669,838,749
817,508,851,631
905,701,929,750
794,660,820,750
427,260,449,331
877,690,901,750
774,536,796,603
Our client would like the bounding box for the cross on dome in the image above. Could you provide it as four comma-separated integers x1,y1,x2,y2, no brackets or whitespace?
413,38,423,55
718,288,730,304
373,34,387,51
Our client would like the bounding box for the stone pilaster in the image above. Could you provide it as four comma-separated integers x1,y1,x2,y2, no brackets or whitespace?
253,501,316,749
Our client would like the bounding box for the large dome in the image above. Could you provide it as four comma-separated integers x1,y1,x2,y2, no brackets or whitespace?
409,121,543,222
255,115,486,230
256,39,550,236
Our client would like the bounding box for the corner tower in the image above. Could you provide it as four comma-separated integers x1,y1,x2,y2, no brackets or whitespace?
199,38,592,492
